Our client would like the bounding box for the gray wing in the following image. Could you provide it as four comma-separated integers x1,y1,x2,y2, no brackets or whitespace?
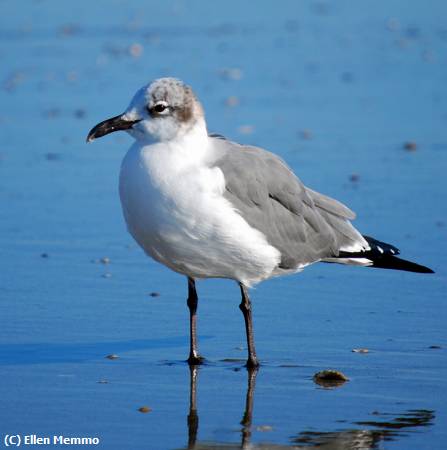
211,136,367,269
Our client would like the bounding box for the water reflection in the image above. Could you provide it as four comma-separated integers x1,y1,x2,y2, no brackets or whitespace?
181,366,434,450
291,409,435,448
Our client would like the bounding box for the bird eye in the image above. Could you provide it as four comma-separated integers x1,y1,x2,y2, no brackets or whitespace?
150,103,169,115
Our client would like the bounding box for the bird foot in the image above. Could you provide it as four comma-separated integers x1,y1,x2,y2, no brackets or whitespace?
245,357,260,369
187,354,205,365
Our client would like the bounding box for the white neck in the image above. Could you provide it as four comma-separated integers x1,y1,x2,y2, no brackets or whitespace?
162,118,210,165
135,117,211,174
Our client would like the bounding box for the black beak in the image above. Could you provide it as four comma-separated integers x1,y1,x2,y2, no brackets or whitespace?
86,114,141,142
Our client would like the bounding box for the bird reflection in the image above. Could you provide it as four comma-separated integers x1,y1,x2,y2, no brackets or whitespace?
186,365,259,450
187,365,199,449
183,365,434,450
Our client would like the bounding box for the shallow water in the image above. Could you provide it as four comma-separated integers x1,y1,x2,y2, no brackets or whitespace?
1,1,446,449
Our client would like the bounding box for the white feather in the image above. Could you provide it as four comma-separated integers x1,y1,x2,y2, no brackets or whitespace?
119,120,281,287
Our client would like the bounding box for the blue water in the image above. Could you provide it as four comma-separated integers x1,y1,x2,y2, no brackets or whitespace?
1,1,446,449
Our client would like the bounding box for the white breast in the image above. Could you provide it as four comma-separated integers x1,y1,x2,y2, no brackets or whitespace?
118,132,281,287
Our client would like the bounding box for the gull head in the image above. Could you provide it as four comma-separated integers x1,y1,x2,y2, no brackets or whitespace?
86,77,204,143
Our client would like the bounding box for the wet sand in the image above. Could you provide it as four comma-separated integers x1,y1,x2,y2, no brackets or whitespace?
1,1,446,449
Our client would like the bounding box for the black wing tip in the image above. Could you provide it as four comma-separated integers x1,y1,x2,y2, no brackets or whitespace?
370,256,434,274
363,235,400,255
344,235,435,274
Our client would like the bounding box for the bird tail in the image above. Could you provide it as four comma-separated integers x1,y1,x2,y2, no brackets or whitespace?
336,235,434,274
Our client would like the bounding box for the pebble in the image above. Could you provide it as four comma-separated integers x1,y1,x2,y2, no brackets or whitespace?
3,70,26,92
58,24,80,37
386,18,401,32
105,354,119,360
45,152,61,161
97,379,109,384
341,72,354,83
225,96,239,107
299,129,313,140
219,68,243,81
238,125,255,135
100,257,111,264
66,71,78,83
74,109,86,119
349,173,360,183
352,348,369,353
422,50,435,62
313,369,349,387
40,253,49,258
44,108,61,119
149,292,160,297
138,406,152,413
406,26,421,39
129,43,144,58
429,345,442,349
404,141,417,151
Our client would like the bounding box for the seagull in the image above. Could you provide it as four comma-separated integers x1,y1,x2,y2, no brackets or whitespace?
87,77,433,368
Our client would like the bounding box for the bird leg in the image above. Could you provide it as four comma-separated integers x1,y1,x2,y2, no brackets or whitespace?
239,284,260,368
186,365,199,449
186,277,204,364
240,366,258,448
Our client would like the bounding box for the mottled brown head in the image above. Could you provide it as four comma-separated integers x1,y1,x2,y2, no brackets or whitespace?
86,77,205,143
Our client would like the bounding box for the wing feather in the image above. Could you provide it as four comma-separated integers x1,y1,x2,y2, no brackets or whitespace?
211,136,365,269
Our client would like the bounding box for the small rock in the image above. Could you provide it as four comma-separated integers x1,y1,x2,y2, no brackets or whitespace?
284,20,299,32
40,253,49,258
3,70,26,92
396,38,409,49
58,24,80,37
386,18,400,32
299,129,313,140
129,43,144,58
341,72,354,83
224,96,239,107
422,50,435,62
97,379,109,384
219,67,243,81
429,345,442,349
44,108,61,119
45,152,61,161
349,173,360,183
105,354,119,360
66,71,78,83
313,369,349,387
311,2,330,16
100,257,111,264
74,109,86,119
406,26,421,39
138,406,152,413
404,141,417,151
149,292,160,297
256,425,273,432
352,348,369,353
238,125,254,135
